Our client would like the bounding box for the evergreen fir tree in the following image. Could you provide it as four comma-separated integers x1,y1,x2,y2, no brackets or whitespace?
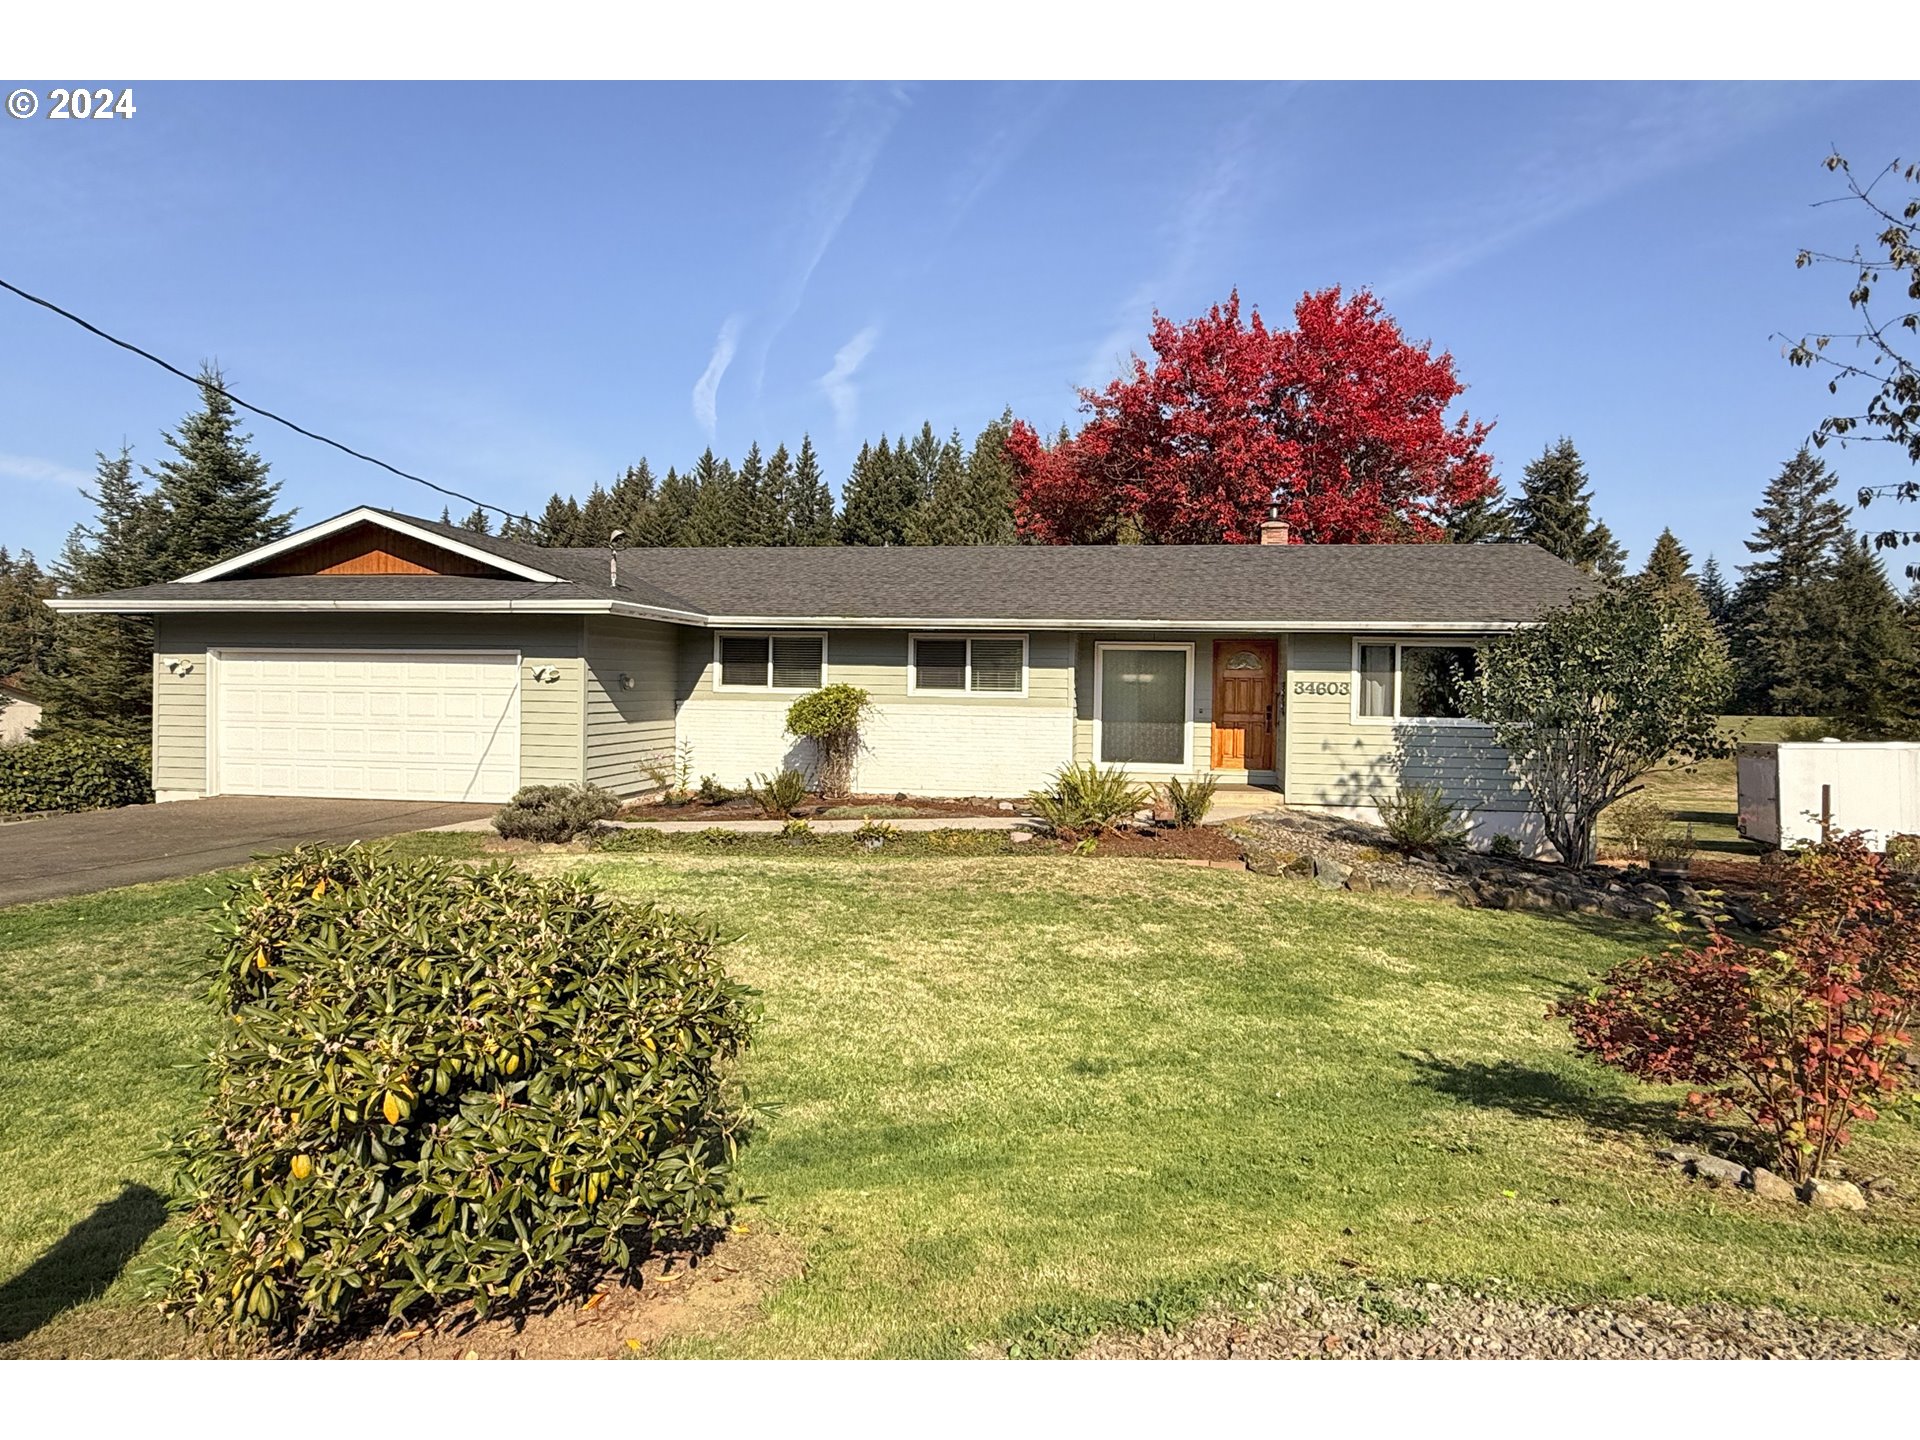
1640,528,1695,596
608,461,656,538
681,450,739,546
908,429,971,544
1698,555,1732,628
639,467,696,546
1732,448,1854,711
458,506,492,535
440,506,453,525
1591,521,1628,578
961,410,1019,545
38,448,165,741
1511,438,1616,571
0,549,59,704
760,444,796,545
577,484,618,546
734,443,770,545
840,438,914,545
147,367,292,577
537,494,582,546
1803,537,1920,738
1444,482,1517,544
789,437,837,546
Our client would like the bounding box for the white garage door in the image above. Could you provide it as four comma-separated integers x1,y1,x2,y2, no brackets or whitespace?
213,650,521,802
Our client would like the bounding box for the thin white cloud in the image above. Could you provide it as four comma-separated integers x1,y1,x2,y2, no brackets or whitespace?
750,84,913,397
1081,91,1290,387
816,325,881,434
690,314,744,440
1379,83,1828,297
0,452,90,490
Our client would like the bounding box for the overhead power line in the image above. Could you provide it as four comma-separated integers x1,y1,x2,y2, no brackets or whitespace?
0,276,525,523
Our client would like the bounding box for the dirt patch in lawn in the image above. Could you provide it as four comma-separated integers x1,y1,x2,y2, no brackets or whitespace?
323,1228,802,1360
620,793,1022,822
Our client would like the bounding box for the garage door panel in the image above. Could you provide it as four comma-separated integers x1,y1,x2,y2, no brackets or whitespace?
215,651,521,802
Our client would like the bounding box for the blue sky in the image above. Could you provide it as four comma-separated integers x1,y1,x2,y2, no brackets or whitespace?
2,80,1915,572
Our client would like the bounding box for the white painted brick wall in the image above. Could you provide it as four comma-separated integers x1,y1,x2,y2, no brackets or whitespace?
676,699,1073,797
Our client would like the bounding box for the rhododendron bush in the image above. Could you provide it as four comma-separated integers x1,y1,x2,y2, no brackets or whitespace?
1561,834,1920,1183
1008,287,1497,545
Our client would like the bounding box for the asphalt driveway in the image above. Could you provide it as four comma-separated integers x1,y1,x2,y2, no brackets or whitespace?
0,797,496,907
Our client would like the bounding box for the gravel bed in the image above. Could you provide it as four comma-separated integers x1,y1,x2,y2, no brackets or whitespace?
1080,1280,1920,1360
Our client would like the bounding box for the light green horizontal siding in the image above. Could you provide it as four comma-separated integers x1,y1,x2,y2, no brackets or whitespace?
678,628,1075,709
584,616,678,795
152,645,208,793
151,614,586,792
1284,633,1525,811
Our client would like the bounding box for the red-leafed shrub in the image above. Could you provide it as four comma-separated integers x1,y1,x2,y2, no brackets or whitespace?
1561,833,1920,1183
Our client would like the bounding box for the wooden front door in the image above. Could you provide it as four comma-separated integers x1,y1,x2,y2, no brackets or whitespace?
1210,639,1278,772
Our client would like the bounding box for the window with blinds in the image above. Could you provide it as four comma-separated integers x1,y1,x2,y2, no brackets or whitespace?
1096,645,1190,765
714,632,824,690
909,634,1028,695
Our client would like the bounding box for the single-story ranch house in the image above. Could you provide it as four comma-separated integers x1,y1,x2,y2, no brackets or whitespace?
51,506,1592,843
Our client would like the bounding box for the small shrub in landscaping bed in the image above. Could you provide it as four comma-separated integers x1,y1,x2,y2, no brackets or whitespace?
0,735,152,815
1488,832,1523,859
1163,774,1219,829
492,783,620,842
1027,763,1151,840
1605,793,1669,861
1376,784,1474,852
784,684,875,798
161,844,755,1346
747,768,809,818
698,774,739,805
780,817,816,843
854,818,902,849
1562,832,1920,1185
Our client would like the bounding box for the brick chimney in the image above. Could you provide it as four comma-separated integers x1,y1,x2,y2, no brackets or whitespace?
1259,489,1292,545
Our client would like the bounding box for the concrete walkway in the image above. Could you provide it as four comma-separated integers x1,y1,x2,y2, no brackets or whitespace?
0,796,497,907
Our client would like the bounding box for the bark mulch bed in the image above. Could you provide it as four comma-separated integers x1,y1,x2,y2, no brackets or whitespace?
619,792,1023,822
1066,825,1248,863
1078,1278,1920,1360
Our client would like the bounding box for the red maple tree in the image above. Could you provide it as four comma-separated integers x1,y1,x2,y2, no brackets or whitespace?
1009,287,1497,545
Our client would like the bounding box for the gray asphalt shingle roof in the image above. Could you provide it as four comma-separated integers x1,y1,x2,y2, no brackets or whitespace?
71,507,1597,626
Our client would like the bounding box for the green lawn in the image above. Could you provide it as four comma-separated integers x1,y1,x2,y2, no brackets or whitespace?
1603,715,1815,856
3,843,1916,1358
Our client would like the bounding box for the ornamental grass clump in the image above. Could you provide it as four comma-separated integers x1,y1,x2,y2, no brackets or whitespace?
1163,774,1219,829
1561,832,1920,1185
161,844,755,1347
1026,763,1151,841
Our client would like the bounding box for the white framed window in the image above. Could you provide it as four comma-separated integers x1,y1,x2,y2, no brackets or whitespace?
907,633,1029,697
712,631,827,692
1351,639,1482,725
1093,642,1194,767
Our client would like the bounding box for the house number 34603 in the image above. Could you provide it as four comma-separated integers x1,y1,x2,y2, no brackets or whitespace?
1293,679,1350,696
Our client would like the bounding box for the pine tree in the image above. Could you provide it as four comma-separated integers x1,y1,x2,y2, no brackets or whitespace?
1641,528,1695,595
908,429,971,544
147,367,292,577
1801,537,1920,738
1511,438,1616,571
760,444,796,545
734,443,771,545
577,484,618,547
608,461,656,538
1444,482,1517,543
681,450,740,546
789,437,837,546
537,494,582,546
839,438,913,545
1591,521,1628,578
1732,448,1854,711
1698,555,1732,628
962,411,1019,545
37,448,166,741
458,506,492,535
639,467,696,546
0,549,59,704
